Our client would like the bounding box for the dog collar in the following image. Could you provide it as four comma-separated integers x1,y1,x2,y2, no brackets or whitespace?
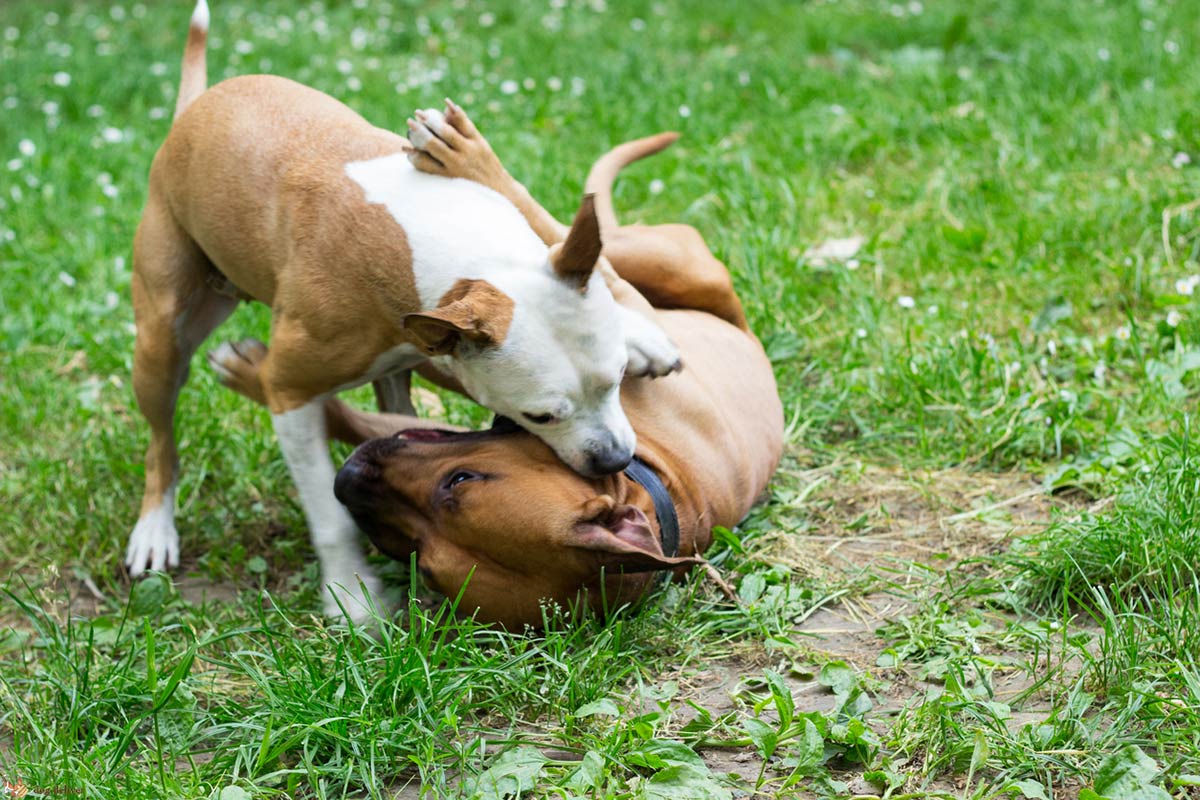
624,455,681,562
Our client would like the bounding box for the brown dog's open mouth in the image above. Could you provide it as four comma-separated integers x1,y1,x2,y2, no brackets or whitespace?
396,428,458,442
395,416,524,443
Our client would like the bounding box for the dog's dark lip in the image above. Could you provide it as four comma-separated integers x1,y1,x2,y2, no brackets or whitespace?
396,428,459,442
393,418,526,444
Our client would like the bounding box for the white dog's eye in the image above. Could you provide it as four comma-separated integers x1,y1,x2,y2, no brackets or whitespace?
522,412,556,425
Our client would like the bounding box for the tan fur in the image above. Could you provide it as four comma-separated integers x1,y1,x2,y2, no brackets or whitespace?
402,279,515,355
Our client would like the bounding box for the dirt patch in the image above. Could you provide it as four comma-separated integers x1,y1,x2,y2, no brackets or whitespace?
760,462,1069,584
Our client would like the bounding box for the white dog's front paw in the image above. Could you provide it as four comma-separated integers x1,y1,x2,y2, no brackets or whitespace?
322,565,384,624
126,505,180,576
622,311,682,378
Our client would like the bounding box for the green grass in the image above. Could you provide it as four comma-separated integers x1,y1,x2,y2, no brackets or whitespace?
2,0,1200,797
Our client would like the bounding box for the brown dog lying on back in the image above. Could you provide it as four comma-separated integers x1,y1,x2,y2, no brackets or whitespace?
214,106,784,627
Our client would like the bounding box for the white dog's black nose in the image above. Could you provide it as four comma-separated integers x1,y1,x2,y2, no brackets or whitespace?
585,443,633,476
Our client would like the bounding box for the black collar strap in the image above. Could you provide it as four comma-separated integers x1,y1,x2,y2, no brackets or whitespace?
623,455,681,564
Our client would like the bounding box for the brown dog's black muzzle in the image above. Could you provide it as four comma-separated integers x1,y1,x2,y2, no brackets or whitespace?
334,436,406,512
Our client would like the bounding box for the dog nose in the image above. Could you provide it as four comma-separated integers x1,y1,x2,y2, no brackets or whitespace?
334,456,378,510
334,437,403,509
585,443,633,476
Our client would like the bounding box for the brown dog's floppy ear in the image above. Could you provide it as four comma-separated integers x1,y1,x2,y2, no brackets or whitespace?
571,497,704,573
550,193,602,292
402,279,514,356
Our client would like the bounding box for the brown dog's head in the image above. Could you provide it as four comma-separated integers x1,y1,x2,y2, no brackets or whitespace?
333,426,703,628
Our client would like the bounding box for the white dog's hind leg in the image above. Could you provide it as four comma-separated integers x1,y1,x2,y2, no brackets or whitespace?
273,400,381,623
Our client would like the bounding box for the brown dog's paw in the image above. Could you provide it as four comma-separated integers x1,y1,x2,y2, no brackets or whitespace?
405,100,508,192
208,339,268,405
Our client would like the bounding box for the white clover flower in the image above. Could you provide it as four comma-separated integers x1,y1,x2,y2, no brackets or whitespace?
350,28,368,50
1097,47,1111,61
234,39,253,54
1165,40,1180,55
52,71,71,86
102,184,119,199
2,97,16,110
42,100,59,115
346,76,361,91
897,295,916,309
479,12,495,27
678,104,691,118
1176,275,1199,295
87,104,104,117
570,76,585,95
1172,152,1192,169
1115,325,1131,341
630,18,646,31
58,271,77,287
845,258,860,270
830,104,845,116
150,61,168,76
148,106,166,120
648,179,665,195
336,58,353,75
18,139,34,157
927,305,938,315
738,71,750,86
500,79,518,95
522,77,535,90
1167,310,1182,328
101,127,124,143
855,328,868,339
908,0,924,13
6,158,21,171
546,76,562,92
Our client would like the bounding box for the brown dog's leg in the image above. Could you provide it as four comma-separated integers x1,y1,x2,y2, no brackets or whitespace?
128,191,236,575
593,225,748,331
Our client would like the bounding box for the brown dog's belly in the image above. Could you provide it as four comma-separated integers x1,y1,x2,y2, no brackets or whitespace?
628,309,784,533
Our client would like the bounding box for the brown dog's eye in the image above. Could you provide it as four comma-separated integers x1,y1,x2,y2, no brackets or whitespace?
443,470,481,490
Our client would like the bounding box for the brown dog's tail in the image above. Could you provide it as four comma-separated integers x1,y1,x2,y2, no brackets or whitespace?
584,132,679,233
173,0,209,119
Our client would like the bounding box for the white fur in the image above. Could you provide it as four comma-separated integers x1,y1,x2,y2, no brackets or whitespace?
273,402,381,622
343,150,686,474
126,485,179,574
191,0,209,31
344,154,546,308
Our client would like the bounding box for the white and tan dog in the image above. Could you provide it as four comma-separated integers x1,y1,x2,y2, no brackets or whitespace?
127,1,679,620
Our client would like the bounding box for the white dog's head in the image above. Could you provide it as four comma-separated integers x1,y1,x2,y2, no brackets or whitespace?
403,196,636,476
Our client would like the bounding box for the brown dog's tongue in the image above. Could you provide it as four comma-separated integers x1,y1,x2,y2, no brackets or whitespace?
397,429,454,442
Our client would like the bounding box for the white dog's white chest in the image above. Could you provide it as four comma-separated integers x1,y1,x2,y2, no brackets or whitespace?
344,154,547,307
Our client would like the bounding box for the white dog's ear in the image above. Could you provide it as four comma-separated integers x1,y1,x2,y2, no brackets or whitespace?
403,279,514,356
570,497,703,573
549,193,602,292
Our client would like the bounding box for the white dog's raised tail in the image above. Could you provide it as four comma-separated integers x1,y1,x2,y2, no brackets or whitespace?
191,0,210,32
174,0,210,119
